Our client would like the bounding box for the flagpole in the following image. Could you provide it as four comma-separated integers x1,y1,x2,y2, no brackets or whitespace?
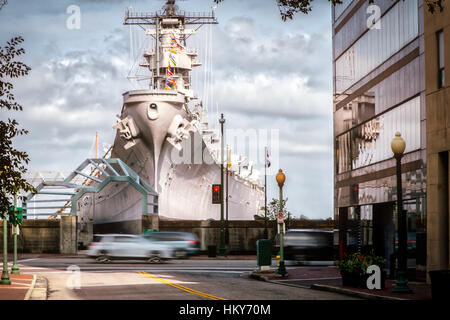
264,146,268,239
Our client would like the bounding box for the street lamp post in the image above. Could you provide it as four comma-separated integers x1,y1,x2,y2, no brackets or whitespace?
1,191,11,285
11,192,19,274
218,113,226,256
391,132,412,293
276,169,287,277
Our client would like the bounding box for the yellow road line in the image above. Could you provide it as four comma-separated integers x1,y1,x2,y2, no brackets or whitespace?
138,271,227,300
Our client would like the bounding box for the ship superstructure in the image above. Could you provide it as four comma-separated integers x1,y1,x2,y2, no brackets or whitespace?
78,0,264,231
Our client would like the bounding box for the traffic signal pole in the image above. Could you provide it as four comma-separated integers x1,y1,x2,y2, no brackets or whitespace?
218,113,226,256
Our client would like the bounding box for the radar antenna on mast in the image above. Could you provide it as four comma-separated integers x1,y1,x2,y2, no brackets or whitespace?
124,0,218,91
163,0,178,16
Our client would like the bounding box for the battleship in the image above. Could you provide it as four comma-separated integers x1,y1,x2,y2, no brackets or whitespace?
74,0,265,232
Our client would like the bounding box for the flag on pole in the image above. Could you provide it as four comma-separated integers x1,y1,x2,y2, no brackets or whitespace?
266,149,271,168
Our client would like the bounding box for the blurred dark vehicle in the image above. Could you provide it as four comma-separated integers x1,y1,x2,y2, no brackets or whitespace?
143,231,200,258
275,229,334,261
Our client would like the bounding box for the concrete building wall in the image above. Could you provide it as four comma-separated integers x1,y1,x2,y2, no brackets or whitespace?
424,2,450,276
0,217,77,254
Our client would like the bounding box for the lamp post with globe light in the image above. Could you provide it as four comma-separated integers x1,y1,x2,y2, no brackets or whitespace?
276,169,287,277
391,132,412,293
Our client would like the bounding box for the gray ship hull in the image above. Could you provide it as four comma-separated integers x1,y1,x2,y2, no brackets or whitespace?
81,91,264,233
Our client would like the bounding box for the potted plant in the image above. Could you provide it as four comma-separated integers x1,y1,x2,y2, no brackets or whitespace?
338,251,387,288
338,253,368,287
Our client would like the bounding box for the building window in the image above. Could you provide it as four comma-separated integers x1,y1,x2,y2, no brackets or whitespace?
335,0,419,93
437,30,445,88
335,96,421,174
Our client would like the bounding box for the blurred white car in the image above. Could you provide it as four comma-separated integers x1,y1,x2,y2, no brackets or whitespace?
88,234,173,263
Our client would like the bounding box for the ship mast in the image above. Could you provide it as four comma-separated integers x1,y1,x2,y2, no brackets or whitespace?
124,0,218,97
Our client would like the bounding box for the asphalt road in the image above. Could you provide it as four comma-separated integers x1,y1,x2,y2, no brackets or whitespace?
14,257,358,300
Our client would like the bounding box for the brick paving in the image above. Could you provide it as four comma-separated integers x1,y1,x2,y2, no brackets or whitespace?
0,273,35,300
329,279,432,300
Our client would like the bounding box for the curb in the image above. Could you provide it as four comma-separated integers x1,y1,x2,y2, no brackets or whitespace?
23,275,37,300
249,271,406,299
248,271,311,289
248,272,270,282
27,277,48,300
310,284,405,300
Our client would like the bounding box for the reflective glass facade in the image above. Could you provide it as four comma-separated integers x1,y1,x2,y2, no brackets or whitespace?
333,0,353,21
336,96,421,174
333,0,427,274
334,56,422,135
335,0,418,92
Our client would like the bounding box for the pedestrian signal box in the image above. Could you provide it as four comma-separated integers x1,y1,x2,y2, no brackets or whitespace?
212,184,222,204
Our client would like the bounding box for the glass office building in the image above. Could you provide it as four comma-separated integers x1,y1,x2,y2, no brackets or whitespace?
333,0,427,278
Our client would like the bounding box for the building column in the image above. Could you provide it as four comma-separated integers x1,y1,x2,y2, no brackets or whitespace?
426,152,450,282
60,215,77,254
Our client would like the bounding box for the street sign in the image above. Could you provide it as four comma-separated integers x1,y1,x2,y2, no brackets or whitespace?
276,211,284,224
8,207,23,226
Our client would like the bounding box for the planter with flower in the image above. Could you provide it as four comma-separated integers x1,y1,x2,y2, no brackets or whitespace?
338,251,386,288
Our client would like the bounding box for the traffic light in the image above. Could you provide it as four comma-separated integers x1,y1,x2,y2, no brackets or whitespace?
212,184,222,204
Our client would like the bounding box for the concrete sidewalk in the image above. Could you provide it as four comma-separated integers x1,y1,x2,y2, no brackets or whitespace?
249,265,432,300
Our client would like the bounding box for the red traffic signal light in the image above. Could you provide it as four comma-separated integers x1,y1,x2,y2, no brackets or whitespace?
212,184,222,204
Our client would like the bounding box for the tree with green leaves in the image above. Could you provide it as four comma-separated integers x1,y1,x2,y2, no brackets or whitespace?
0,36,35,218
213,0,445,21
259,197,292,221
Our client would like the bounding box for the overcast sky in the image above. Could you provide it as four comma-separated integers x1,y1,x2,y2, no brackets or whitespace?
0,0,334,219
